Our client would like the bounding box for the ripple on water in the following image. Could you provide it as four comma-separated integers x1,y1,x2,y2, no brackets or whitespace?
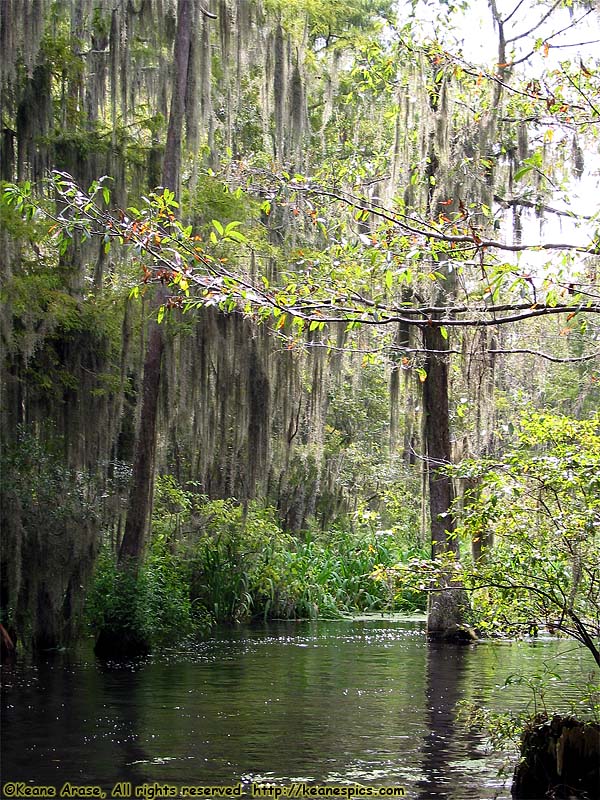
1,619,594,800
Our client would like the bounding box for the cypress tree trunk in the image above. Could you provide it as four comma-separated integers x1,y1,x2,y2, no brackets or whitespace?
95,0,194,658
422,325,472,641
162,0,193,198
117,0,192,565
422,325,456,558
117,315,166,564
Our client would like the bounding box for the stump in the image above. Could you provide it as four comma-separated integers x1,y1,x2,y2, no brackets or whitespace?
511,714,600,799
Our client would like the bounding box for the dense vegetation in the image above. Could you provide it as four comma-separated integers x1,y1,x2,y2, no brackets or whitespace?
0,0,598,695
86,482,426,652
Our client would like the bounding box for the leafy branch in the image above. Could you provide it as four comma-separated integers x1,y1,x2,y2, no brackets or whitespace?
3,171,600,337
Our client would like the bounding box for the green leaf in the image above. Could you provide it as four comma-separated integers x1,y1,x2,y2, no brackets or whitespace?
513,165,534,182
226,230,247,243
102,187,110,205
157,306,165,324
223,221,247,244
212,219,224,236
440,326,448,340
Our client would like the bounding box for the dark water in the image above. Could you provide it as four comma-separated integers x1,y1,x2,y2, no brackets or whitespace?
1,617,596,799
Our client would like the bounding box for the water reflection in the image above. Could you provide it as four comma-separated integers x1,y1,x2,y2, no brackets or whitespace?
93,660,154,785
417,642,487,799
1,619,593,799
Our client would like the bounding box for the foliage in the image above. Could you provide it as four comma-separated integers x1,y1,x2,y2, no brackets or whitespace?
321,364,396,517
3,0,600,660
85,543,198,647
4,0,600,336
461,413,599,656
0,425,100,526
159,482,425,626
376,412,600,666
85,550,152,645
189,173,261,229
458,674,600,762
0,426,103,645
457,701,525,754
183,495,426,624
262,0,395,45
86,481,425,646
378,469,423,548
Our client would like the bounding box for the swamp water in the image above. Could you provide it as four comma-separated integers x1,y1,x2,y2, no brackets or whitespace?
1,617,595,799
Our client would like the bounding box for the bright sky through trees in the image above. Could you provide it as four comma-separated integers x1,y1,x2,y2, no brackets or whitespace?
402,0,600,279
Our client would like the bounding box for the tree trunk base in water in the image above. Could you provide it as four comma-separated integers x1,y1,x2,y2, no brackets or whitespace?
427,583,476,643
94,627,151,660
511,714,600,799
427,624,478,643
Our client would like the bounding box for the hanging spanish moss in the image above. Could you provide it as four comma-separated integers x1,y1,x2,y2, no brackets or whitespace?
2,0,539,649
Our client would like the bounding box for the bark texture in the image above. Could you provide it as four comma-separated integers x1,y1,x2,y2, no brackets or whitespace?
423,325,471,640
512,715,600,800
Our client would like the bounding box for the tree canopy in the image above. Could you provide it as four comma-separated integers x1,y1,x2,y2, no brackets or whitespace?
1,0,599,655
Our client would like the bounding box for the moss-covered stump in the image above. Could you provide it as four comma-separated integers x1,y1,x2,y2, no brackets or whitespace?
426,580,476,643
430,625,478,643
511,714,600,799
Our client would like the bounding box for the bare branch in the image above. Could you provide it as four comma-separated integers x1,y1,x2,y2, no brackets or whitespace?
286,183,600,255
199,4,217,19
494,194,593,221
487,347,600,363
561,66,600,117
505,0,565,44
504,0,528,25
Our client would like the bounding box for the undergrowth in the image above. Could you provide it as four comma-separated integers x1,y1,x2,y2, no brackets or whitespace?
85,476,426,645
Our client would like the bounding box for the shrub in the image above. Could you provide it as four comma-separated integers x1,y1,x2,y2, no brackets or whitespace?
86,480,427,647
86,543,198,648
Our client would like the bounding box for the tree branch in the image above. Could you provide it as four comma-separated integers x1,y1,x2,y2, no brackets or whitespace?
494,194,593,221
286,183,600,255
505,0,564,44
487,347,600,363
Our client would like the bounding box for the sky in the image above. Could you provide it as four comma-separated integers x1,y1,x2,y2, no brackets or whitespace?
396,0,600,264
398,0,600,274
405,0,600,67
